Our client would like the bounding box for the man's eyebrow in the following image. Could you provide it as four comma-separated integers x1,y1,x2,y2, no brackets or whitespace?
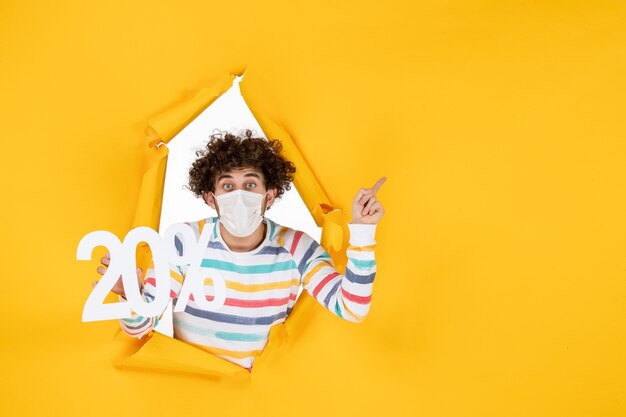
216,172,261,181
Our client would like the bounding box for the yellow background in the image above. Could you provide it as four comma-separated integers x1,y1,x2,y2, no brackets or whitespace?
1,1,625,416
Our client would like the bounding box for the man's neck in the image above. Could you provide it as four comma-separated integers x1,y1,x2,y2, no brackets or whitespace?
219,221,267,252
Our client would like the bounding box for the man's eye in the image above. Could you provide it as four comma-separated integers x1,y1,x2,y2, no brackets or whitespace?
246,183,256,189
223,184,233,190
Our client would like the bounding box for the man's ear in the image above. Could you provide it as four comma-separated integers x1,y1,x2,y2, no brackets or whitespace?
203,192,216,210
265,188,278,208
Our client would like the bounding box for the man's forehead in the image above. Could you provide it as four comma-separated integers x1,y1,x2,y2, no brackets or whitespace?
216,167,264,181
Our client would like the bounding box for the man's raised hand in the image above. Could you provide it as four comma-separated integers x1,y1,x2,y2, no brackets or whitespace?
351,177,386,225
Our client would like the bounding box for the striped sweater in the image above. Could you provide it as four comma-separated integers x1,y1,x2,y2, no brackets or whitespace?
119,216,377,371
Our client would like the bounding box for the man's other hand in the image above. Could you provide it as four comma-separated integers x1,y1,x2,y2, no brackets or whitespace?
91,252,143,299
351,177,386,225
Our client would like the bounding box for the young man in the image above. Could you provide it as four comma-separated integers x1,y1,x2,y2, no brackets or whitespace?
94,130,385,371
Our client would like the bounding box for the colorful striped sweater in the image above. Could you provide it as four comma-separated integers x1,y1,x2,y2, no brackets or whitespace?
119,216,377,371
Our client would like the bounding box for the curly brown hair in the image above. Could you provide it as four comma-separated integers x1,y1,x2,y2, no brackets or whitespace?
187,129,296,201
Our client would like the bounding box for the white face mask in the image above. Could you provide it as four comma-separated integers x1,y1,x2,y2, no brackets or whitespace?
213,190,268,237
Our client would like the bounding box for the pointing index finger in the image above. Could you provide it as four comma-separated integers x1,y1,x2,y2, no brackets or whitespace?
370,177,387,194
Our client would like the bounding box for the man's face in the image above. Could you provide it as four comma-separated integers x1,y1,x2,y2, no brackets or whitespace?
202,167,277,214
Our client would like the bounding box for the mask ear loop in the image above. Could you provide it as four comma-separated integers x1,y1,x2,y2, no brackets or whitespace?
210,191,221,217
262,191,271,216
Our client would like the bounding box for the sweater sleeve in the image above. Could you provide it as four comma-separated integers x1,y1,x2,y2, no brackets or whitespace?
118,230,192,338
118,261,186,338
288,223,378,323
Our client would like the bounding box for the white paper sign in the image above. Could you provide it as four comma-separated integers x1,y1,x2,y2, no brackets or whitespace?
78,223,226,322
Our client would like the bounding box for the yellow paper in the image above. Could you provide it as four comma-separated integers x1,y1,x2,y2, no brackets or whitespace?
3,2,626,416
